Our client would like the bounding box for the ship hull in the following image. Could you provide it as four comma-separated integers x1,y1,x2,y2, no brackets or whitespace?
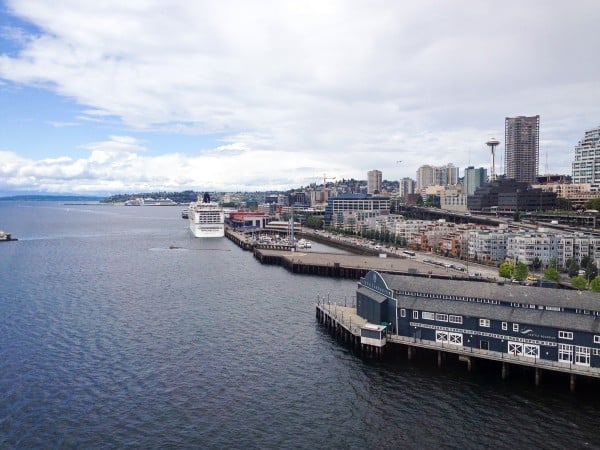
189,222,225,238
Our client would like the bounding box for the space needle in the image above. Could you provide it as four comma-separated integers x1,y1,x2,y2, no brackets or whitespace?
486,138,500,182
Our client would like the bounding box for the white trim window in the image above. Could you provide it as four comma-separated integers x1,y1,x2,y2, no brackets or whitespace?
558,343,573,363
513,323,519,332
435,313,448,322
413,310,419,319
575,346,591,366
594,335,600,344
449,315,462,324
501,322,508,331
479,318,490,328
558,330,573,340
400,308,406,318
422,312,435,320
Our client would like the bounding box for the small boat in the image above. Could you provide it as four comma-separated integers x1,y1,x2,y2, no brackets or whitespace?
297,239,312,249
0,230,17,242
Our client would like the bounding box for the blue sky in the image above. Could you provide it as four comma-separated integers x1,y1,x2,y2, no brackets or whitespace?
1,0,599,195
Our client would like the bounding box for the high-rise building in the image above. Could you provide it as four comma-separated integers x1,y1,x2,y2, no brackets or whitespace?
572,125,600,190
505,115,540,183
417,164,459,190
416,165,435,191
463,166,487,195
435,163,459,186
399,177,416,196
367,170,382,194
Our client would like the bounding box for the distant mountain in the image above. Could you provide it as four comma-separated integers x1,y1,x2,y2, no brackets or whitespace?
0,194,103,202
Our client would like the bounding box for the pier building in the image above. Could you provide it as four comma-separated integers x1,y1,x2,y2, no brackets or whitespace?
318,270,600,390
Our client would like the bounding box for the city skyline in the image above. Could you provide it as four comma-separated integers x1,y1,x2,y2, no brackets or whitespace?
1,1,599,195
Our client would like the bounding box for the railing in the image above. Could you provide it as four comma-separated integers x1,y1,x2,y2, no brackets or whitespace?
387,334,600,377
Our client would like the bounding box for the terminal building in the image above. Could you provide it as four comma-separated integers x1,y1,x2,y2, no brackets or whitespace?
356,271,600,379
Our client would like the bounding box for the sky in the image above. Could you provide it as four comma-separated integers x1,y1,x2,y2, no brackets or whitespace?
0,1,599,195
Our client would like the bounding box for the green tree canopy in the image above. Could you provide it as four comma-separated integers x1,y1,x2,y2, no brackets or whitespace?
584,198,600,210
571,275,588,290
531,257,542,271
590,276,600,292
498,261,514,279
543,266,561,282
304,215,323,229
555,197,572,210
513,261,528,281
566,258,580,277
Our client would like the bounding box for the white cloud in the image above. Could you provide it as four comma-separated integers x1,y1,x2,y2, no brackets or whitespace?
1,0,599,193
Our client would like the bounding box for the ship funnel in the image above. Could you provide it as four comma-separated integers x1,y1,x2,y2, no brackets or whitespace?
203,192,211,203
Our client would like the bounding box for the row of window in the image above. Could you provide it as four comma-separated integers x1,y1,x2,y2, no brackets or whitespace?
396,292,600,317
413,311,600,344
420,311,463,324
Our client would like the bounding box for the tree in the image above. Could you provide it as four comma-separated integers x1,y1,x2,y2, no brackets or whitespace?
513,262,528,281
543,266,560,282
498,261,514,279
556,197,572,210
531,257,542,271
305,215,323,229
566,258,580,277
571,275,588,290
585,261,598,281
584,198,600,211
415,194,424,206
590,276,600,292
513,210,521,222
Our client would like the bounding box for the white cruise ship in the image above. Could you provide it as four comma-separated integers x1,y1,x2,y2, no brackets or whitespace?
188,193,225,238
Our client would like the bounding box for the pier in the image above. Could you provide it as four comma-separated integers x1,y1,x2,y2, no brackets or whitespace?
316,301,387,357
316,301,599,391
255,248,465,279
226,226,476,281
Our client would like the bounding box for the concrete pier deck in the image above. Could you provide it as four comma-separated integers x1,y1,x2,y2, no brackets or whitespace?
256,248,472,280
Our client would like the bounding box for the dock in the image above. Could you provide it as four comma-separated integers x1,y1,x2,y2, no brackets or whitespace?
256,248,472,280
316,301,387,356
226,227,476,280
317,301,600,392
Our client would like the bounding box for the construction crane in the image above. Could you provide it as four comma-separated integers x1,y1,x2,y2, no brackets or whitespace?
322,173,336,186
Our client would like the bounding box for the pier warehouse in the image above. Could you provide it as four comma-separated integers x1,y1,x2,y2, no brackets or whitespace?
356,271,600,385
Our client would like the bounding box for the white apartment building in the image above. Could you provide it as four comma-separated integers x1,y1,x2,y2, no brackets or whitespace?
506,232,559,266
467,229,511,263
465,229,600,269
572,125,600,190
556,234,600,269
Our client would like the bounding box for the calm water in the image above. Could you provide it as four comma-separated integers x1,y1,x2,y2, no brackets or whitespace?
1,202,600,449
